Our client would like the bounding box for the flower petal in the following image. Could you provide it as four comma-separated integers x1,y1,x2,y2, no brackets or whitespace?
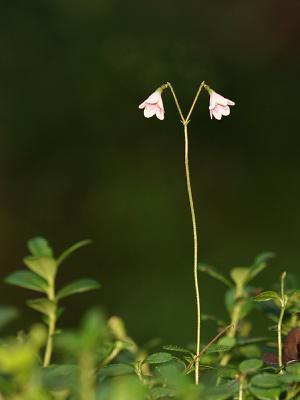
221,105,230,116
226,99,235,106
156,108,164,120
144,105,157,118
212,106,222,120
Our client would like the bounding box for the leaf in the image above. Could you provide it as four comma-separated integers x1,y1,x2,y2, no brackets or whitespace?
198,264,233,288
28,237,53,257
286,362,300,375
254,291,281,304
42,364,78,391
23,256,57,282
239,358,263,374
145,352,173,364
100,363,135,377
247,252,275,283
150,387,176,399
5,270,49,293
217,366,238,379
217,337,236,349
163,345,192,354
57,279,101,300
0,306,18,330
27,298,55,316
204,384,238,400
230,267,250,289
205,344,231,354
248,385,281,400
253,252,275,267
249,374,281,400
250,373,281,388
56,239,92,267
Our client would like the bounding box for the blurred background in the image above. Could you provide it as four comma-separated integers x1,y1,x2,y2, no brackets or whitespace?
1,0,300,346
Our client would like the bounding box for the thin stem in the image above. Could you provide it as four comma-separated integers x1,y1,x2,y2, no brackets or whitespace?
239,375,245,400
278,272,287,371
43,280,56,367
164,82,185,122
186,81,206,122
183,123,200,384
185,324,232,373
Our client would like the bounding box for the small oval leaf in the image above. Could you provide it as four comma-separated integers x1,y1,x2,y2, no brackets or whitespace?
145,352,173,364
5,270,48,293
57,279,101,300
239,358,263,374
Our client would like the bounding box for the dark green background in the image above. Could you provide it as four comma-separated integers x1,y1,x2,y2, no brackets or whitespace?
1,1,300,345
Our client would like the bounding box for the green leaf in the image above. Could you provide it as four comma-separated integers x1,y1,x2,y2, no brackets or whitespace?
253,252,275,268
23,256,57,282
286,362,300,375
100,363,135,377
57,279,101,300
239,358,263,374
42,365,78,391
279,373,300,383
150,387,176,399
247,252,275,283
56,239,92,267
250,373,280,388
204,384,238,400
145,352,173,364
0,306,18,330
248,385,281,400
5,270,48,293
162,345,192,354
27,298,55,316
217,366,238,379
249,374,281,400
28,237,53,257
217,337,236,349
230,267,250,290
205,344,231,354
198,264,233,288
254,291,281,303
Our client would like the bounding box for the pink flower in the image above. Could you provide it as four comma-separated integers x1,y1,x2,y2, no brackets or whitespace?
138,90,165,120
209,91,235,120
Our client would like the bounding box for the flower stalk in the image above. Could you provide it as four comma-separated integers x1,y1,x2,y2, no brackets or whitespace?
139,81,235,384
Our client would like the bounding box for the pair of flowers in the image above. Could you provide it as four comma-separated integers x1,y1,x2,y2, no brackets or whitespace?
139,88,235,121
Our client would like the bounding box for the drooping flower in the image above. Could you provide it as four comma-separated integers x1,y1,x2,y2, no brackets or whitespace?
209,91,235,120
138,89,165,120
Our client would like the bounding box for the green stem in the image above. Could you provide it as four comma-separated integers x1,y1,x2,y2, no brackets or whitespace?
163,82,207,384
239,375,245,400
186,82,205,122
183,123,200,384
278,272,287,371
163,82,185,122
43,281,56,367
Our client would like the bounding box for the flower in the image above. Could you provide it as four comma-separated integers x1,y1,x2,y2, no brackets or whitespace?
139,90,165,120
209,91,235,120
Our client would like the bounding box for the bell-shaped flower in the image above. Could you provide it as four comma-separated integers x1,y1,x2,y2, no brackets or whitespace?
209,91,235,120
139,90,165,120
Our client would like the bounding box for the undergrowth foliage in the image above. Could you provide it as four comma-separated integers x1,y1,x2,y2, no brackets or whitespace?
1,239,300,399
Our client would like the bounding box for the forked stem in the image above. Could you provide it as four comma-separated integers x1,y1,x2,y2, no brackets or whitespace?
164,82,206,384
